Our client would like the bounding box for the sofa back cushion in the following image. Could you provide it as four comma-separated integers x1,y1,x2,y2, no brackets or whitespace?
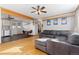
56,31,61,35
68,34,79,45
50,30,53,35
43,30,70,35
43,30,48,34
43,30,53,35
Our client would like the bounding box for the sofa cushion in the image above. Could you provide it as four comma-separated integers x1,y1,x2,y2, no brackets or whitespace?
43,30,49,35
35,38,50,46
53,31,57,35
35,40,46,46
50,30,54,35
68,33,79,45
35,44,47,52
47,40,69,55
55,36,67,42
70,45,79,55
61,31,69,35
56,31,61,36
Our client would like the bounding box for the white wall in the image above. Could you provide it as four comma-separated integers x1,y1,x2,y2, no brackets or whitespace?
22,21,32,31
12,16,39,35
1,14,11,36
11,20,22,35
74,7,79,32
0,8,1,43
43,16,74,30
1,13,38,36
33,23,38,35
10,17,38,35
22,20,37,35
21,19,38,35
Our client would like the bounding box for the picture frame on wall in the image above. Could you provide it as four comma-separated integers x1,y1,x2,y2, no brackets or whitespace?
47,20,51,25
53,18,58,25
61,17,67,25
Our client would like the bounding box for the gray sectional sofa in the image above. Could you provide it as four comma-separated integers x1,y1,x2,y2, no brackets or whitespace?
37,30,79,55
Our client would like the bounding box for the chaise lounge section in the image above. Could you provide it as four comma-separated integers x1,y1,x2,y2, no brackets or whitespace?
47,38,79,55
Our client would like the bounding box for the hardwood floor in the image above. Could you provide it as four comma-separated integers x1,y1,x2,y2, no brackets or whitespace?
0,36,47,55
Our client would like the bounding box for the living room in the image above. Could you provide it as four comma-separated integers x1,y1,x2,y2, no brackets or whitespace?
0,4,79,55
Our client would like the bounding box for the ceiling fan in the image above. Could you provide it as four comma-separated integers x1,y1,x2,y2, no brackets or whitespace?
31,5,47,15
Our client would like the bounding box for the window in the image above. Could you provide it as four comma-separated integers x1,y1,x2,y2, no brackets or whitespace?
47,20,51,25
53,18,58,25
61,17,67,25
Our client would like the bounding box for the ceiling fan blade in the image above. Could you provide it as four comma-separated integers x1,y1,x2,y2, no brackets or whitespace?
37,5,40,11
41,11,47,13
37,12,40,15
31,11,36,13
41,6,45,10
32,7,37,10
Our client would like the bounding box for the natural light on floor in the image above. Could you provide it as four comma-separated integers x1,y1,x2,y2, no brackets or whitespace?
0,46,23,54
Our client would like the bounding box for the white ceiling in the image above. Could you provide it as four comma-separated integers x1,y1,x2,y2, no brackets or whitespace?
0,4,78,18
